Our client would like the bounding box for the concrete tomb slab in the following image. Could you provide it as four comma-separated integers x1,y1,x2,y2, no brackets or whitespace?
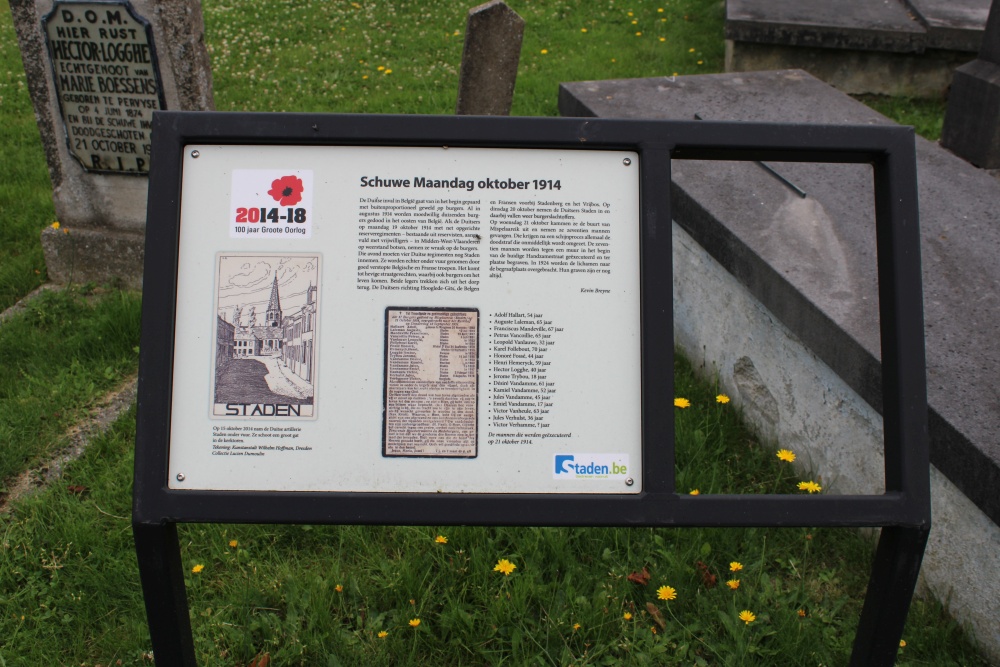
560,70,1000,660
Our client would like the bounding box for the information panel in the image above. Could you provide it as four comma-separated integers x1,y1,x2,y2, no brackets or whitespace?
168,145,642,494
43,1,163,173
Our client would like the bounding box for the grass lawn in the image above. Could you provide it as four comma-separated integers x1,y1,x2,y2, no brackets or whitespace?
0,0,980,664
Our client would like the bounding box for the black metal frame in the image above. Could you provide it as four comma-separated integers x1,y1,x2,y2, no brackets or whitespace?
134,112,929,666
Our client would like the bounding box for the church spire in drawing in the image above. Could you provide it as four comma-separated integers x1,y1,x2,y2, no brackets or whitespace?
265,274,282,326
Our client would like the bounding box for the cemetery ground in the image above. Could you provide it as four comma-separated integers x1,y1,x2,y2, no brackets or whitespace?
0,0,987,664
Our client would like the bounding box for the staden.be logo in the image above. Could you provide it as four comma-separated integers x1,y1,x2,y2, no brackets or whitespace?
554,454,629,480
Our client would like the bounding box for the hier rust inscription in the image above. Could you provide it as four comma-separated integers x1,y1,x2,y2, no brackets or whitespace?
43,1,164,173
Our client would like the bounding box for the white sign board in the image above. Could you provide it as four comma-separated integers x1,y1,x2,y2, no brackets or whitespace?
168,145,642,494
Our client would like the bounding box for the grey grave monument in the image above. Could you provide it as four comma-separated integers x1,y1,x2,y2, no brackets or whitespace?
941,0,1000,168
10,0,214,287
455,0,524,116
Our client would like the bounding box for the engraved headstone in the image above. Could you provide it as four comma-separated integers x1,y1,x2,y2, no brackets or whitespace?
455,0,525,116
941,0,1000,168
10,0,214,287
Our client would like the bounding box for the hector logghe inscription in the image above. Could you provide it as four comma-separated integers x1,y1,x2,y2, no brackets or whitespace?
43,1,164,173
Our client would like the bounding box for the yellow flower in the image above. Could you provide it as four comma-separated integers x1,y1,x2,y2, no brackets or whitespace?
191,564,204,574
659,37,666,42
798,480,822,494
726,579,740,590
697,60,703,65
658,7,664,11
632,19,638,24
623,612,633,620
229,539,238,548
581,28,588,32
377,630,388,638
335,584,343,592
635,31,642,36
716,394,730,404
377,65,384,71
627,11,634,16
51,222,60,229
650,626,657,634
899,639,906,648
409,618,420,627
689,47,696,53
729,561,743,572
362,75,368,80
540,49,548,54
739,610,756,624
798,609,806,618
689,489,700,495
573,622,581,631
674,397,691,408
494,558,516,576
776,449,796,463
435,535,448,544
656,585,677,601
384,69,392,75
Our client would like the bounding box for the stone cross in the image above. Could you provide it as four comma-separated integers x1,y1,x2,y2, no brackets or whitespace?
455,0,525,116
9,0,214,287
941,0,1000,168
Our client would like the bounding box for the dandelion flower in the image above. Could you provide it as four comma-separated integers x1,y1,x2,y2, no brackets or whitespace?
635,31,642,36
191,564,204,574
659,37,666,42
656,585,677,601
798,480,822,494
899,639,906,648
632,19,638,24
581,28,588,32
716,394,730,403
377,66,384,71
335,584,343,592
729,562,743,572
776,449,796,463
798,609,806,618
378,630,388,638
229,539,238,548
540,49,548,54
51,222,60,229
627,11,634,16
623,612,633,620
674,397,691,408
573,622,581,631
689,489,700,495
658,7,664,11
494,558,516,576
435,535,448,544
739,610,756,624
362,75,368,80
384,69,392,75
409,618,420,627
726,579,740,590
697,60,703,65
689,47,696,53
651,626,657,634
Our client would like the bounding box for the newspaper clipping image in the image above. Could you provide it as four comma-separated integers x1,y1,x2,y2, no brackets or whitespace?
384,308,479,457
213,254,320,419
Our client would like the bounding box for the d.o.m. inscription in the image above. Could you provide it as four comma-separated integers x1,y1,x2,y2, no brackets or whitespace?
42,0,165,174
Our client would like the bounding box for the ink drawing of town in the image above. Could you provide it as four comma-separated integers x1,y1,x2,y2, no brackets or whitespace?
213,254,320,418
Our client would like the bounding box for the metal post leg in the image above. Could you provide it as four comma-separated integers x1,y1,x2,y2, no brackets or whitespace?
133,521,197,666
850,526,929,666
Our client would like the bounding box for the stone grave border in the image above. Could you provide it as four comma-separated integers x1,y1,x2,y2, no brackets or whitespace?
133,112,928,666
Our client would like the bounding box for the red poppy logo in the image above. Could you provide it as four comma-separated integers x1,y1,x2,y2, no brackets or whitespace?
267,175,304,206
